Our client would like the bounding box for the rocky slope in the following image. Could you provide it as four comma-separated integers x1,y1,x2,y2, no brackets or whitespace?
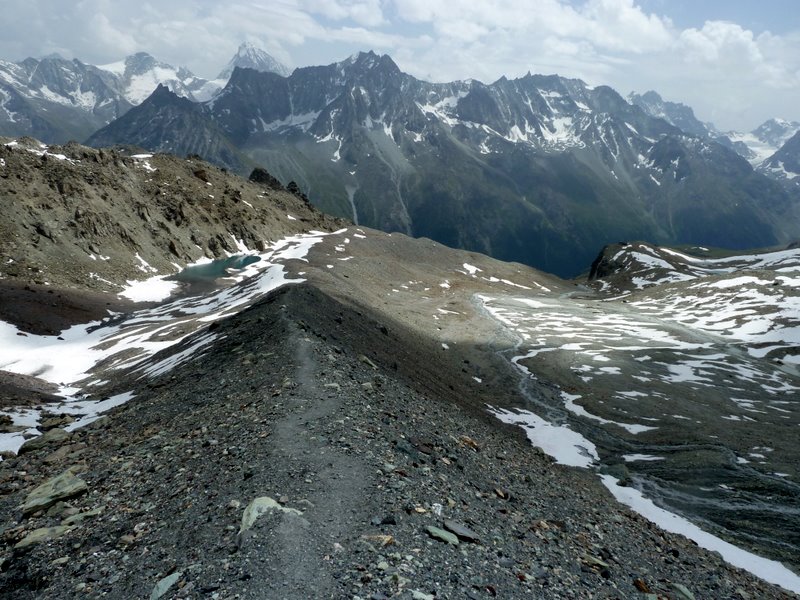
1,230,797,599
0,136,341,292
1,280,791,599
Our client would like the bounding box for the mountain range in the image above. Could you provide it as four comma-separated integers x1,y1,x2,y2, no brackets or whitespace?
0,43,288,144
87,52,800,276
628,90,800,176
1,48,799,277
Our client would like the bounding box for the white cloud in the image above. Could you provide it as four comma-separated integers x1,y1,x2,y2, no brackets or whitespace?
299,0,386,27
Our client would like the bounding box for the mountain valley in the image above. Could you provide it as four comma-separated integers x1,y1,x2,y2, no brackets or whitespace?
0,139,799,598
1,46,798,278
85,53,800,278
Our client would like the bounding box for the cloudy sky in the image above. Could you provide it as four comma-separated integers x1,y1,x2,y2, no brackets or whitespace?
2,0,799,131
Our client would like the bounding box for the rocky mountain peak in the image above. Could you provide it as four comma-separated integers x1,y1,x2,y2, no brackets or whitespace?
218,42,290,79
123,52,160,75
148,83,180,103
628,90,709,136
753,118,800,147
341,51,397,73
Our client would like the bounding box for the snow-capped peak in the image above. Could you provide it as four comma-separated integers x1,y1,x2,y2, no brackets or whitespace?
217,42,290,79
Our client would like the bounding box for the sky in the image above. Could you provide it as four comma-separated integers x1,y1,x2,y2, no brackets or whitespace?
1,0,799,131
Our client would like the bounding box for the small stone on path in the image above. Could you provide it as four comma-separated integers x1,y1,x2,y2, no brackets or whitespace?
425,525,459,545
14,526,74,550
443,519,480,542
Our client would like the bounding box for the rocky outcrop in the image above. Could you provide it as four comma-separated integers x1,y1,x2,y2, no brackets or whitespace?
248,167,284,191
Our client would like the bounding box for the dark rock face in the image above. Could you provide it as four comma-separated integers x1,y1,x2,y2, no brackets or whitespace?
86,86,251,173
588,243,630,280
286,181,310,203
249,167,284,191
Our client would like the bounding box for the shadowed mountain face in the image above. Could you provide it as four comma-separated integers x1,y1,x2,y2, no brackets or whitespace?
87,52,800,277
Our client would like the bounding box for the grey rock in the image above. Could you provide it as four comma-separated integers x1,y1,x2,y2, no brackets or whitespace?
670,582,696,600
443,519,480,543
358,355,378,370
150,571,183,600
425,525,459,546
239,496,303,534
22,468,88,515
14,526,74,550
62,507,103,526
18,427,70,454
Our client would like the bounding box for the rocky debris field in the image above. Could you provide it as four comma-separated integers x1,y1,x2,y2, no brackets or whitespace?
0,284,794,599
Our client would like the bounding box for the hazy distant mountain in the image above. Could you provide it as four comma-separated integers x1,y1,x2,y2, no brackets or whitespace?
96,52,209,105
0,55,133,142
87,51,800,276
218,42,290,79
627,90,711,137
0,45,291,141
759,130,800,190
627,92,800,184
717,118,800,166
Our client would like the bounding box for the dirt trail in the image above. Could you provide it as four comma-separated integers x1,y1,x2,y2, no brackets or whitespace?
249,317,371,598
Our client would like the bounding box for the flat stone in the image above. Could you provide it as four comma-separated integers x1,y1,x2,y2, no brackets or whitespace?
14,526,74,550
22,468,88,515
582,554,611,569
670,583,696,600
443,519,480,543
62,507,102,526
18,428,70,454
40,415,74,430
425,525,459,546
240,496,303,534
150,571,183,600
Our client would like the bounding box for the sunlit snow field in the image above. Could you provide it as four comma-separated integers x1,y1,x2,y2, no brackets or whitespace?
475,245,800,592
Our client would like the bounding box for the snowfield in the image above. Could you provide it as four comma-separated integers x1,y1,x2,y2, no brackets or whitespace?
0,231,336,455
